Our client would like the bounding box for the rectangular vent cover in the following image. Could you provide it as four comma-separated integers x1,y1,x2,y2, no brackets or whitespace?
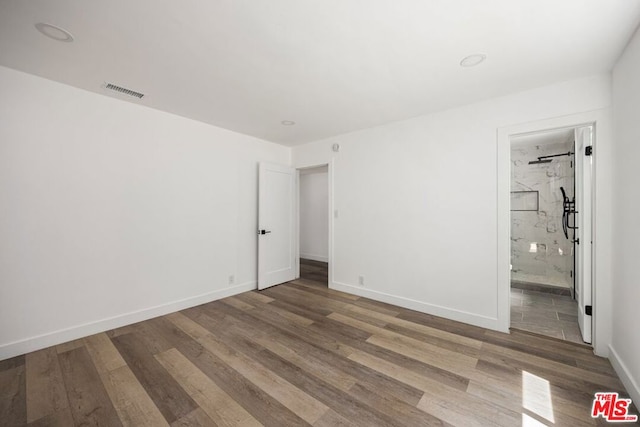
105,83,144,99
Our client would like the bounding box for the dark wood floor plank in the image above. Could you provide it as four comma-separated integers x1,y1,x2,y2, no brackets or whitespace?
58,347,122,427
200,300,426,406
480,341,624,390
328,310,482,367
299,259,328,269
155,348,259,427
250,295,470,392
170,408,217,427
348,382,451,427
55,339,84,355
262,284,350,316
351,297,402,317
478,349,626,411
289,280,360,304
0,365,27,426
147,315,309,427
0,355,25,372
484,328,602,366
194,316,404,427
134,322,175,355
26,407,74,426
466,379,597,427
226,296,315,327
25,347,70,423
193,299,425,408
262,294,334,319
396,307,489,341
254,347,406,427
313,409,357,427
166,312,330,424
111,332,197,424
207,299,357,358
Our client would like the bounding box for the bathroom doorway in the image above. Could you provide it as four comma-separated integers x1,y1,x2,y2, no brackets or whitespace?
509,126,593,344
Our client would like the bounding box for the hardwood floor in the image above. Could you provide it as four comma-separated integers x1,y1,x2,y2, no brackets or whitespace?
1,261,637,426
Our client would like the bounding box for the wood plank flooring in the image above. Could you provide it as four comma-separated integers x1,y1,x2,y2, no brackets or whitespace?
1,259,637,426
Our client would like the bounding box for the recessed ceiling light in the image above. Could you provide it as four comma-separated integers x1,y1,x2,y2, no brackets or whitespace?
281,120,296,126
35,23,74,42
460,54,486,67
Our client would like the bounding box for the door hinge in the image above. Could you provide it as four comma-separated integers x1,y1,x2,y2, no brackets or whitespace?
585,305,592,316
585,146,593,156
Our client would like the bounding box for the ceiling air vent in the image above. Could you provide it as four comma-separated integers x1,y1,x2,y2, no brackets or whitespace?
105,83,144,99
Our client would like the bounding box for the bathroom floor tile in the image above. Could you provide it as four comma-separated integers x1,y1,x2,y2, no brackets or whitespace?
510,286,584,345
511,321,565,340
522,311,559,323
557,312,578,322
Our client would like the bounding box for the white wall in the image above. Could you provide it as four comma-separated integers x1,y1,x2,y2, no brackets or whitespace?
0,66,289,360
299,166,329,262
611,26,640,407
293,75,612,333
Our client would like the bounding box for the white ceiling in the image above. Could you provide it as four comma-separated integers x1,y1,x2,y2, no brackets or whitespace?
1,1,639,146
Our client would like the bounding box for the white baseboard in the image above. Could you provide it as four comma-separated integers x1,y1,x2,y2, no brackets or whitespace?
0,282,255,361
608,345,640,407
300,253,328,263
330,281,500,331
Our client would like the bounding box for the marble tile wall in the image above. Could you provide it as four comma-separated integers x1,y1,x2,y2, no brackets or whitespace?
511,140,575,288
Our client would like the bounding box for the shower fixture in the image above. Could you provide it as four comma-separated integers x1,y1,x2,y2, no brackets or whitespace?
528,151,573,165
560,186,577,240
528,158,553,165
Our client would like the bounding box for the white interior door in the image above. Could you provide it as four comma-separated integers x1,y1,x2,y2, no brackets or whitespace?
575,126,593,343
258,162,297,290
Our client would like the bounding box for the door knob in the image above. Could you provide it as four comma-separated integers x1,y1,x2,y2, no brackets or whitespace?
258,229,272,235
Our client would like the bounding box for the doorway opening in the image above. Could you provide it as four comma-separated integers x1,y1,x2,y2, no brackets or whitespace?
509,126,593,345
298,165,329,287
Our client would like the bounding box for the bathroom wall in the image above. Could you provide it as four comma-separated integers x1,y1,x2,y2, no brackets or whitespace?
511,137,575,288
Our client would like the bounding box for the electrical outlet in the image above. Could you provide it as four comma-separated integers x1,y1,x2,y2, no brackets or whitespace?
358,275,365,286
229,275,235,285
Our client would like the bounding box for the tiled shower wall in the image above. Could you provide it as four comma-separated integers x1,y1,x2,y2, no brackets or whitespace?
511,140,574,288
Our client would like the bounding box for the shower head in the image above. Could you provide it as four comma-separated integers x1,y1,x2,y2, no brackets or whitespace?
527,151,573,165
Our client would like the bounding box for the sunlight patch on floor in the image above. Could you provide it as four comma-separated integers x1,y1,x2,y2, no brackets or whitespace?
522,371,555,424
522,413,551,426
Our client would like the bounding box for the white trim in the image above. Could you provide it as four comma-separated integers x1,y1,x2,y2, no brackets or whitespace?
328,160,334,288
295,169,301,279
609,345,640,408
0,281,255,361
497,109,612,356
300,253,329,263
330,281,500,331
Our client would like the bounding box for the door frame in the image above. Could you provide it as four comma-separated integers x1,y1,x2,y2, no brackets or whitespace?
295,161,334,287
497,110,611,356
